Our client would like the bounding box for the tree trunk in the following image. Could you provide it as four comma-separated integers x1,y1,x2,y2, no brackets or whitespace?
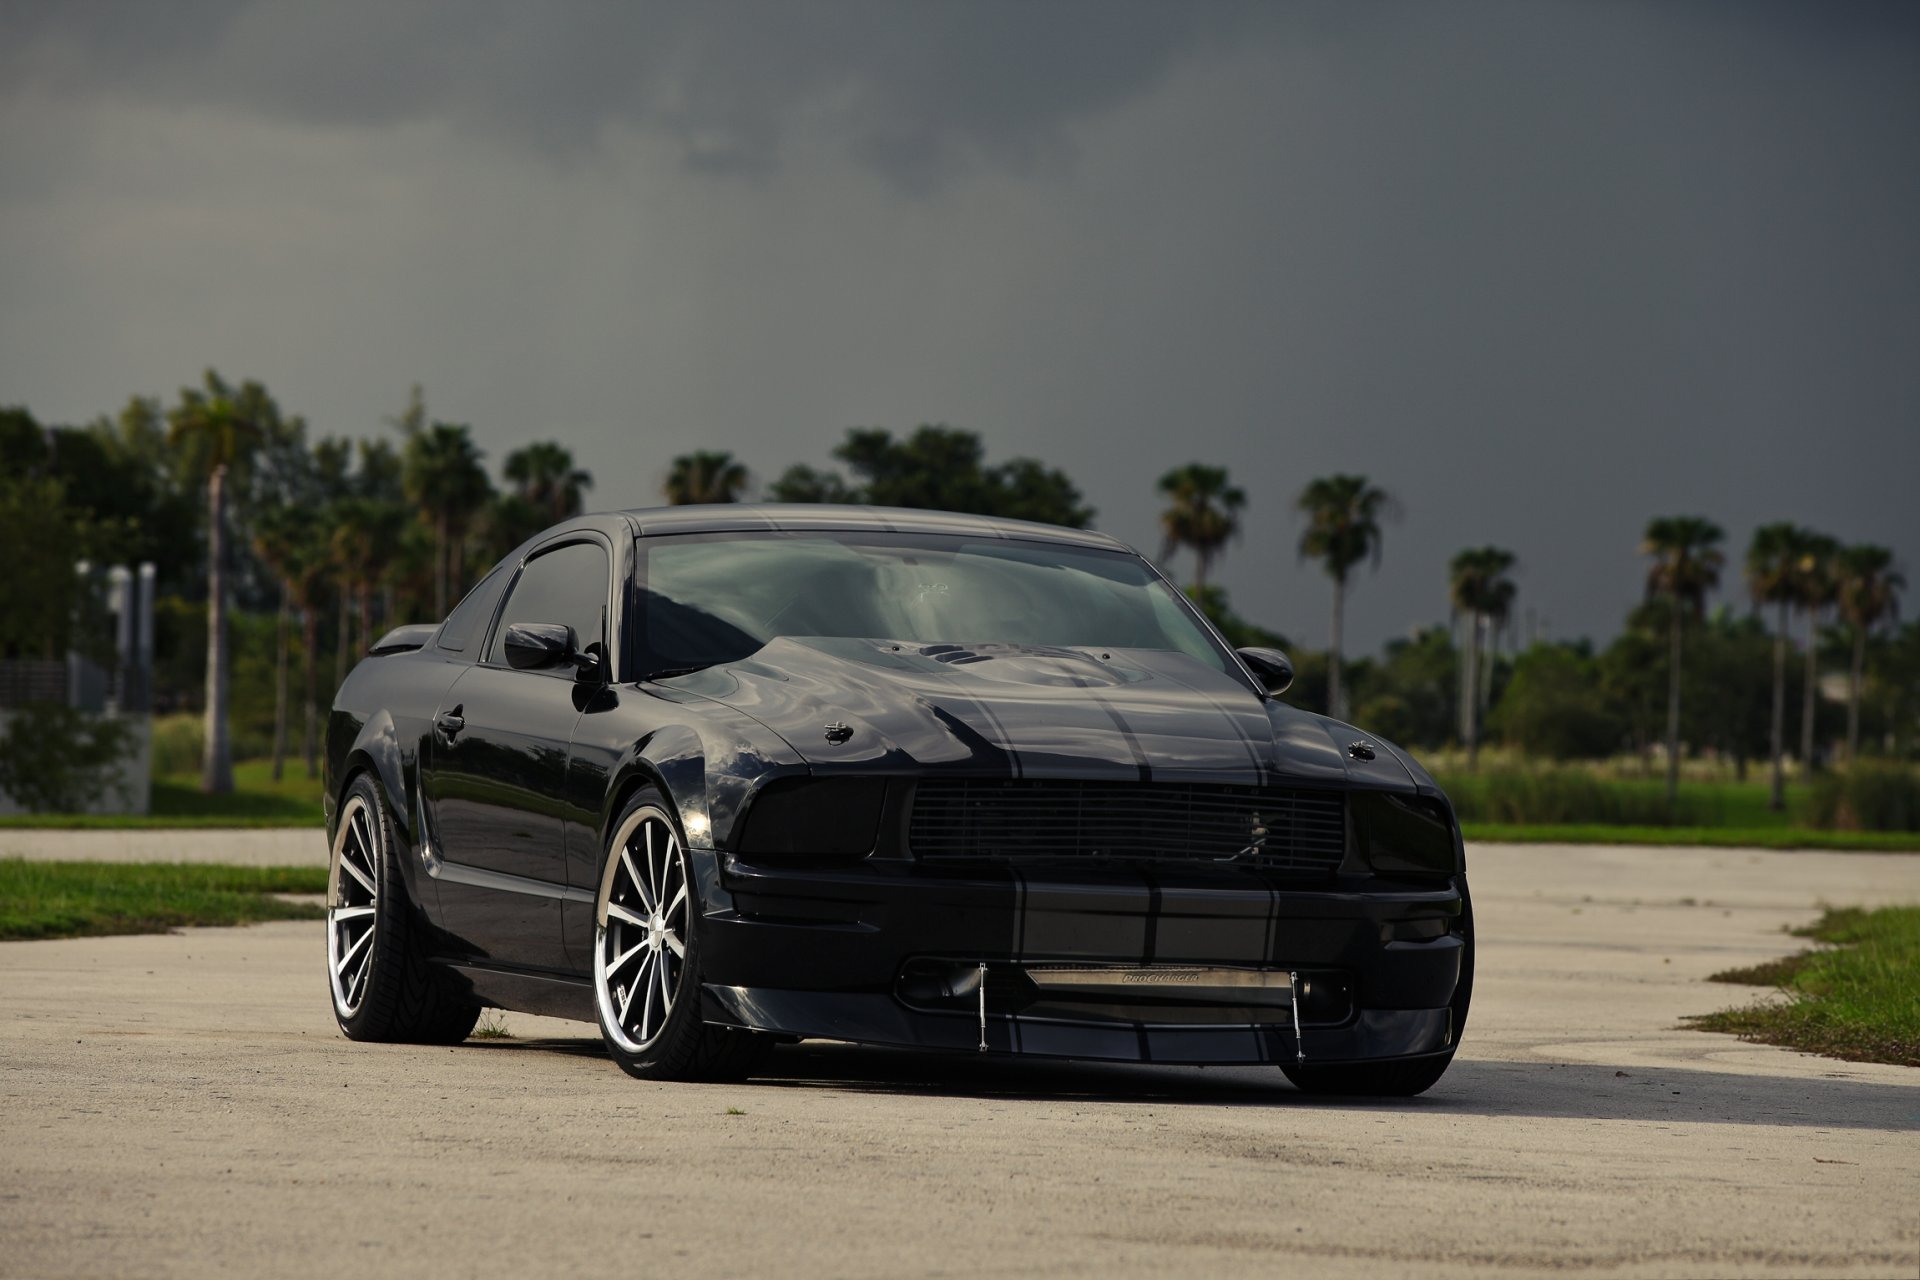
433,510,449,619
303,606,320,779
1328,577,1346,722
271,578,289,782
359,583,374,654
1800,608,1820,773
334,588,350,696
1463,613,1482,770
1847,626,1865,763
1768,601,1787,810
200,465,234,795
1664,598,1683,807
1480,618,1496,726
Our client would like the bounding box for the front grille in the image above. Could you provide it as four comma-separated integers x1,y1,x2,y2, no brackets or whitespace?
909,779,1347,877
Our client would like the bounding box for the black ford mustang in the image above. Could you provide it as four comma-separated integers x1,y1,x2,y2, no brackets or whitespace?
324,505,1471,1094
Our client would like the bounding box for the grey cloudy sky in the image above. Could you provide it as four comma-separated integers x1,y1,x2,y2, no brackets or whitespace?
2,0,1916,655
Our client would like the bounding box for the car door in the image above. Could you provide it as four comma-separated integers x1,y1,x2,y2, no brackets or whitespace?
422,536,612,972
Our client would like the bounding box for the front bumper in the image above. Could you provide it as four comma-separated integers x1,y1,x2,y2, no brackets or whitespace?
697,857,1468,1065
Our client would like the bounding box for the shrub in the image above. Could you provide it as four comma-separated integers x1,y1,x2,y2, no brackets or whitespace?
149,712,275,776
0,703,137,813
1809,760,1920,832
1437,767,1712,826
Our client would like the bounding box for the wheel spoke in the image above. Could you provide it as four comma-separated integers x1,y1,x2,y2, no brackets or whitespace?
643,823,660,903
335,923,373,974
620,845,654,912
655,938,673,1013
346,943,374,1005
605,938,646,977
330,905,375,923
666,883,687,921
606,902,648,930
350,809,378,875
661,928,684,958
640,964,658,1040
340,852,377,897
620,950,651,1024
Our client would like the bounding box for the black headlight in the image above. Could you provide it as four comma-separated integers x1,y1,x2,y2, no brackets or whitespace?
733,777,886,859
1353,790,1459,878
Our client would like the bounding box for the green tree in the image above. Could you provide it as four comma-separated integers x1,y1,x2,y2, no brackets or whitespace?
167,371,266,795
1296,474,1392,723
664,450,750,505
773,426,1093,527
1352,627,1458,751
250,506,302,781
1747,522,1808,809
1641,515,1725,805
1448,546,1517,770
1834,545,1904,761
767,464,856,504
1183,584,1288,651
402,418,492,617
1794,533,1840,772
1487,644,1623,760
331,499,408,663
505,441,593,522
1157,463,1245,592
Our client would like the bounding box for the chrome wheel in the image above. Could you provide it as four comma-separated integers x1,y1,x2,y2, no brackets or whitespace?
594,806,690,1055
327,793,380,1019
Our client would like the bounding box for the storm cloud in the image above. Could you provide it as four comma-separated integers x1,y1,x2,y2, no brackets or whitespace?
2,1,1916,653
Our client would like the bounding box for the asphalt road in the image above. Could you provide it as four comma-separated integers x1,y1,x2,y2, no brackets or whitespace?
2,841,1916,1278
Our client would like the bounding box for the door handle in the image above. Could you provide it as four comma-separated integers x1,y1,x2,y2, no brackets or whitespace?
435,708,466,739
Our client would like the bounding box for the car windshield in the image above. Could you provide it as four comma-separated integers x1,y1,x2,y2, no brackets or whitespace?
633,531,1231,677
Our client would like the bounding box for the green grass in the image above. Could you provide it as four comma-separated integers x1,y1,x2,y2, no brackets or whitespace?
1690,906,1920,1067
0,759,323,829
0,858,328,941
1462,823,1920,851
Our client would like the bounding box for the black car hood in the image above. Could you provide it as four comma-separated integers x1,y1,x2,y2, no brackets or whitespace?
667,637,1415,791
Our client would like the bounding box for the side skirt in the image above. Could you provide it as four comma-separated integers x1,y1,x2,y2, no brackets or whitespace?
432,959,596,1023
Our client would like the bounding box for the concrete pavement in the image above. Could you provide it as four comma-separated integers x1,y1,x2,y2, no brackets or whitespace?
0,841,1915,1277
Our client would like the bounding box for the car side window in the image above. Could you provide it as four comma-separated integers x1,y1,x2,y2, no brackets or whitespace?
436,565,509,656
486,540,610,670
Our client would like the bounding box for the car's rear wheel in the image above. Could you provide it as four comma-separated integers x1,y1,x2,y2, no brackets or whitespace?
327,773,480,1044
592,788,770,1081
1281,882,1474,1098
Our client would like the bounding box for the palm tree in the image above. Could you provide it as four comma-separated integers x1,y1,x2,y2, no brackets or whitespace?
1641,516,1725,806
504,441,593,522
1296,474,1391,722
1745,522,1806,810
251,507,300,781
664,451,750,505
167,372,262,795
1834,545,1904,761
1156,464,1246,594
1448,547,1516,770
332,500,407,660
402,423,492,617
1794,534,1840,773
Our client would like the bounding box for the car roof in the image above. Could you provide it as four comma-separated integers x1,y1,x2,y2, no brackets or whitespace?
610,504,1133,553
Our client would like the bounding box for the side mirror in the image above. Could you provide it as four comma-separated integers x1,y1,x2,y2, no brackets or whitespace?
503,622,576,671
1236,646,1293,696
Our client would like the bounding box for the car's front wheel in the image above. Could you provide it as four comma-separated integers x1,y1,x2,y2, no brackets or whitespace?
591,788,770,1081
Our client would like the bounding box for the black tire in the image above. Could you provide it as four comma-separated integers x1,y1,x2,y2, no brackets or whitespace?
1282,882,1474,1098
327,772,480,1045
592,787,771,1082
